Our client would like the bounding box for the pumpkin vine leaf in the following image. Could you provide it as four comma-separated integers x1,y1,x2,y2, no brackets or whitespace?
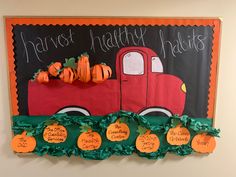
32,69,42,80
171,118,181,128
137,126,148,135
26,131,34,137
80,124,92,133
119,117,128,123
44,119,58,126
25,128,34,136
25,127,33,132
63,58,77,69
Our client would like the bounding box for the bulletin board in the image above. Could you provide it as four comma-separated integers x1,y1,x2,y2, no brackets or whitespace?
6,17,221,159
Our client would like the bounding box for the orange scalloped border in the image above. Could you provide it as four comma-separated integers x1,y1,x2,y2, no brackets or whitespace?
207,19,221,119
5,17,221,117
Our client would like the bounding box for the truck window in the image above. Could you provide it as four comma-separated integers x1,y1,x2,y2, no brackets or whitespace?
152,57,163,73
123,52,144,75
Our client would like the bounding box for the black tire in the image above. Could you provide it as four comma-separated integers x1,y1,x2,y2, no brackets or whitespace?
56,106,90,116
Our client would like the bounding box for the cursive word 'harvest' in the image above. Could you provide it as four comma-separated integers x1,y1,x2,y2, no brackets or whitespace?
21,29,75,63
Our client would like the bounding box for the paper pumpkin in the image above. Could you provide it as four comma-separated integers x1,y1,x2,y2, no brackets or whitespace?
136,127,160,153
48,62,62,77
11,131,36,153
35,71,49,83
59,58,78,83
91,63,112,83
191,133,216,153
77,53,91,83
166,124,191,145
106,119,130,141
77,125,102,151
43,123,67,143
59,67,77,84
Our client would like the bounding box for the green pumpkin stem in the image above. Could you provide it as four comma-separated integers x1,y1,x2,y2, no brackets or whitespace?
137,126,148,135
81,52,89,57
32,69,42,80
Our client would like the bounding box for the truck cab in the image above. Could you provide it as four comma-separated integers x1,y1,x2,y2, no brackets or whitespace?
117,47,186,116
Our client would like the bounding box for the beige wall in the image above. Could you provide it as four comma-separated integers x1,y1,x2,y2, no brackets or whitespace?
0,0,235,177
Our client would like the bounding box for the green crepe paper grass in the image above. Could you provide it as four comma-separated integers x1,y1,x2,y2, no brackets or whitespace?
12,110,220,159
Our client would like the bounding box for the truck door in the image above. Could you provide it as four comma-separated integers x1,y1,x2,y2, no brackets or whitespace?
120,50,148,112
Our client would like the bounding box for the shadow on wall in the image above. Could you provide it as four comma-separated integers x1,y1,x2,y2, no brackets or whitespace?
3,150,209,167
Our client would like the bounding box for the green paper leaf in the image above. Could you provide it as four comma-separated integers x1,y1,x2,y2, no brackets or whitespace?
137,126,148,135
32,69,42,80
44,120,58,126
63,58,77,69
25,127,34,132
171,118,181,127
26,131,34,137
119,117,127,123
80,124,92,133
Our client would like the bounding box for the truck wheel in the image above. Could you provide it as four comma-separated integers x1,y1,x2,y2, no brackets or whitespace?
56,106,90,116
139,107,172,117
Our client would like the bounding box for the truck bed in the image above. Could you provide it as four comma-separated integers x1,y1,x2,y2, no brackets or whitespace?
28,79,120,116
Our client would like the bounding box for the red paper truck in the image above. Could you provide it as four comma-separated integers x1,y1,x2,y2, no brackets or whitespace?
28,47,186,117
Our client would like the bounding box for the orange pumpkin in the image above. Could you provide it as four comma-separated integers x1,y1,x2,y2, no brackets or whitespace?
106,119,130,141
136,129,160,153
59,67,77,84
11,131,36,153
48,62,62,77
35,71,49,83
43,123,67,143
166,124,191,145
77,53,91,83
77,129,102,151
91,63,112,83
191,133,216,153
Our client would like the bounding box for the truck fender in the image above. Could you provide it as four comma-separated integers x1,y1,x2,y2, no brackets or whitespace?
56,106,90,116
139,107,172,117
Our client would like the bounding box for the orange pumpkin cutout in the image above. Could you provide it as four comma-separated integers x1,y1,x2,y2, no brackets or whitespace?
91,63,112,83
136,127,160,153
48,62,62,77
59,67,77,84
35,71,49,83
43,123,67,143
77,53,91,83
106,119,130,142
77,126,102,151
191,133,216,153
11,131,36,153
59,58,78,83
167,124,191,145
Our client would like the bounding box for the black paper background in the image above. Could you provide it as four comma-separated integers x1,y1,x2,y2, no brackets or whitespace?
13,25,213,117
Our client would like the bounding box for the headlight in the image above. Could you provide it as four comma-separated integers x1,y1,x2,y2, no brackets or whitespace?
181,83,187,93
